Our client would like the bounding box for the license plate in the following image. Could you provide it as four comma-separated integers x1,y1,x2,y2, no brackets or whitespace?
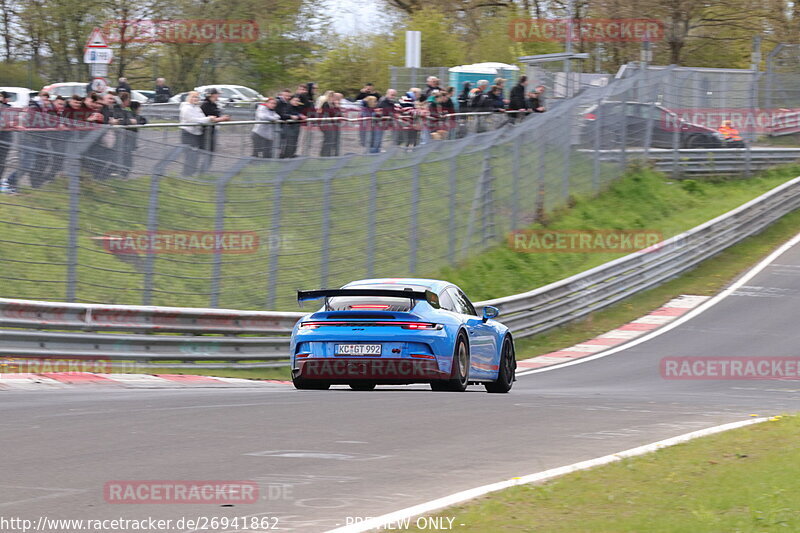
335,344,381,356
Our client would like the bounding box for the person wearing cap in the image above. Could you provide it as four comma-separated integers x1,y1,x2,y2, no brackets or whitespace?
198,88,231,171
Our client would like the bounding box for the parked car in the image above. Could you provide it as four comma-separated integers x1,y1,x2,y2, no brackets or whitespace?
168,92,190,104
194,85,264,104
581,102,730,149
43,82,88,98
135,90,156,102
0,87,37,108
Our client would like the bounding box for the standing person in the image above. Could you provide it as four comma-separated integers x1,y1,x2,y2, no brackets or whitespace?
359,95,380,153
377,89,399,147
117,92,139,177
19,90,57,188
199,88,229,152
179,91,225,176
527,86,546,113
424,76,441,98
251,97,280,158
154,78,172,103
508,76,528,123
0,91,14,193
531,85,546,112
318,92,342,157
276,89,304,158
295,84,313,117
457,82,471,111
117,77,132,94
47,96,68,178
493,77,507,101
355,83,380,102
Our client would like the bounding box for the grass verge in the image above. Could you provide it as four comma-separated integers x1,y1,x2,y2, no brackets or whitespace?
412,415,799,532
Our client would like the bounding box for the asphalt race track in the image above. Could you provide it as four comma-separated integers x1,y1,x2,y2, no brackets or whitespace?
3,238,800,532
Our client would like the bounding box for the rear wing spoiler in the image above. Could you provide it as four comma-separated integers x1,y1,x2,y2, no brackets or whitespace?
297,288,440,309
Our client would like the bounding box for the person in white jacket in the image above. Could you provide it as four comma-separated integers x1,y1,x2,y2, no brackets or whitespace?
179,91,229,175
252,97,280,158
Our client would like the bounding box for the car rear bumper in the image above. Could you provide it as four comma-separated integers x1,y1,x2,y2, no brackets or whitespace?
294,358,448,383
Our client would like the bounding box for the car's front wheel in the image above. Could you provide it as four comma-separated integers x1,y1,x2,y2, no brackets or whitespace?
431,333,470,392
485,336,515,393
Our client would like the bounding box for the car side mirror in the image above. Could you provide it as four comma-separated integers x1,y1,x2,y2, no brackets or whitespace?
482,306,500,322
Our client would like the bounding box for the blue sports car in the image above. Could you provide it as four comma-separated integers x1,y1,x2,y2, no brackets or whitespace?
290,278,516,393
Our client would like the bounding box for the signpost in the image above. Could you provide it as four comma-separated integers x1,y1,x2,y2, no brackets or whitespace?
84,28,113,92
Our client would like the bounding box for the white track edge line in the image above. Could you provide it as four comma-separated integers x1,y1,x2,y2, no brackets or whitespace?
324,417,768,533
514,231,800,377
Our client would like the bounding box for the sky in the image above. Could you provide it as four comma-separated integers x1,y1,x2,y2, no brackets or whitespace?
326,0,399,35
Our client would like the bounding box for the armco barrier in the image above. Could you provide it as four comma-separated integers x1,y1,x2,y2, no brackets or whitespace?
582,147,800,176
1,175,799,363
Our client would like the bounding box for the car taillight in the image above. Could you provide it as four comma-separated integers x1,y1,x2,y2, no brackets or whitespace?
400,323,442,330
299,322,322,329
584,113,597,120
350,304,390,309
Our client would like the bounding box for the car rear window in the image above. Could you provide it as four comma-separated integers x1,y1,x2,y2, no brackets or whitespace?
328,284,431,312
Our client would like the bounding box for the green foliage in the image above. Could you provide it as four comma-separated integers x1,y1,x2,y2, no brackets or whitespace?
0,61,44,88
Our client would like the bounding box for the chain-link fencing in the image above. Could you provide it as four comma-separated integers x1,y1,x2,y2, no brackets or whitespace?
0,64,797,310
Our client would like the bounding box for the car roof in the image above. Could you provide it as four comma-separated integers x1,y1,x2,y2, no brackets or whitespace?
343,278,454,293
0,87,31,92
196,85,250,90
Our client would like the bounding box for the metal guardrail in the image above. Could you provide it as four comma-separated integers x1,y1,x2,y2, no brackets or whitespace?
0,299,302,363
582,148,800,176
2,174,799,364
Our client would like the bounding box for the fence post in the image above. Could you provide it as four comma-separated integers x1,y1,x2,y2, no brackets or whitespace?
142,147,182,305
409,165,420,274
366,170,378,277
535,135,546,221
448,154,458,266
210,159,249,308
480,149,495,248
266,176,285,309
65,153,80,302
562,108,572,201
592,93,603,191
619,101,628,172
511,133,520,230
265,158,305,309
319,156,352,289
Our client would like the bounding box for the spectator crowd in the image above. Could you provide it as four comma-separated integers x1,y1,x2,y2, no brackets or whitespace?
1,75,547,191
242,75,546,160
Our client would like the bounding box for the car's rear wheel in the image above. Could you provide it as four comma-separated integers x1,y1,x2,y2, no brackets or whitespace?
485,336,515,393
349,382,377,391
292,376,331,390
431,333,469,392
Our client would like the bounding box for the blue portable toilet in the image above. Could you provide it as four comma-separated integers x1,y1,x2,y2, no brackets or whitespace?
449,62,521,109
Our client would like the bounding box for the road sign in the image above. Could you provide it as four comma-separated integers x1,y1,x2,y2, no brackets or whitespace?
91,78,108,93
84,48,113,64
85,27,109,49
